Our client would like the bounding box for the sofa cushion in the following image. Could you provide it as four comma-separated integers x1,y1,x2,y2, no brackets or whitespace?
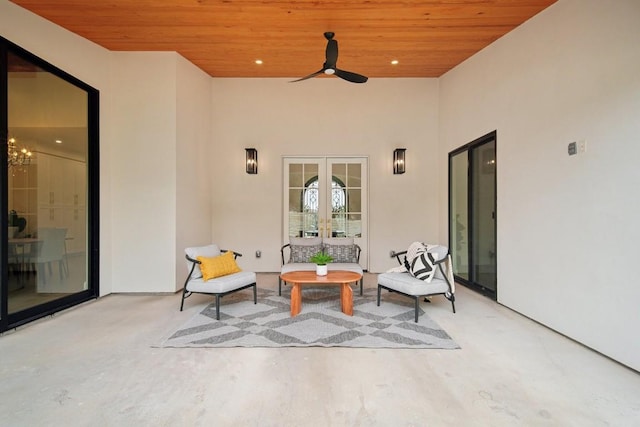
408,252,437,282
324,243,357,263
186,271,257,293
401,242,448,283
281,263,316,274
287,237,323,263
323,237,354,246
289,244,323,263
402,242,428,269
328,263,363,275
289,237,323,246
197,251,241,281
378,272,449,296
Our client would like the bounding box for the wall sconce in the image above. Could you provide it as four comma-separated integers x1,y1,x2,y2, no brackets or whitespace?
245,148,258,174
393,148,406,174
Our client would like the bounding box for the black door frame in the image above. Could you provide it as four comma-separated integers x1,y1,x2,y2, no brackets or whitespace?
0,36,100,331
448,130,497,299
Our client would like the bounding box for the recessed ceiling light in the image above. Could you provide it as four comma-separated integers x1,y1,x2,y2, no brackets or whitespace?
255,59,263,65
55,139,62,144
391,60,399,65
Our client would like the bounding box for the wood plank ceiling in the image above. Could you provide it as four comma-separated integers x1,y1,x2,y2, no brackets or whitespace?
9,0,557,79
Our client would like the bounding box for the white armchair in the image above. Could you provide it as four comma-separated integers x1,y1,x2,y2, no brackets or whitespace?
377,244,456,322
180,244,257,319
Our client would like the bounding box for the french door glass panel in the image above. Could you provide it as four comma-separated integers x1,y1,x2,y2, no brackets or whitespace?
5,49,89,317
284,157,368,268
328,160,363,239
286,161,321,238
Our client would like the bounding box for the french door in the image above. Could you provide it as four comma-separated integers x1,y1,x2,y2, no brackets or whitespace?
283,157,368,269
449,131,497,298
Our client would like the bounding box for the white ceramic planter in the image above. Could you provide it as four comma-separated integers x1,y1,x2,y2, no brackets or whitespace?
316,264,328,276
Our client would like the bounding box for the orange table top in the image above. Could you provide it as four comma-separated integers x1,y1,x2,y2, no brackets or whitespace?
280,270,362,284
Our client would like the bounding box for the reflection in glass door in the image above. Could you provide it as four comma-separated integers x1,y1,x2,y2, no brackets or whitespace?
450,151,469,281
2,39,98,331
472,139,497,291
283,157,368,269
449,131,497,298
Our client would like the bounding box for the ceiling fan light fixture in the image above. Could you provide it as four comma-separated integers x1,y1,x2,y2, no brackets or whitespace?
325,69,335,75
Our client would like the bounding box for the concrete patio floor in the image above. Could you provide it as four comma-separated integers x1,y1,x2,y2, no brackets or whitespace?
1,273,638,426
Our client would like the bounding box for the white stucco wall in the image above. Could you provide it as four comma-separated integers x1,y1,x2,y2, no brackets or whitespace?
210,78,441,273
110,52,212,293
0,0,114,295
109,52,178,293
176,55,212,290
439,0,640,371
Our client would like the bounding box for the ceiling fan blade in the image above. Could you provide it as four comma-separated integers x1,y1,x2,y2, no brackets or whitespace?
290,69,324,83
334,68,368,83
325,39,338,69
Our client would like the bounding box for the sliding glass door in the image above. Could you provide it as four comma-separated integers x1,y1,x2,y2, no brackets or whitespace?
449,131,497,298
1,37,99,331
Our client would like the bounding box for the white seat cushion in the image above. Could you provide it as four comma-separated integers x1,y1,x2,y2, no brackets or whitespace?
186,271,256,294
378,272,448,296
328,263,363,275
281,263,316,274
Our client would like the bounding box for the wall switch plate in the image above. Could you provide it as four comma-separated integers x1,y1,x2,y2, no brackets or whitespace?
578,139,587,154
255,250,261,258
568,141,577,156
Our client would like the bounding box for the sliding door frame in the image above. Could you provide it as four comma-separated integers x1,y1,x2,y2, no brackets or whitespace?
448,130,497,299
0,36,100,331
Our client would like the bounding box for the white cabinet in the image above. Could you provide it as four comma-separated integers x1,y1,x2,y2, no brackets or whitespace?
8,165,38,236
36,153,87,254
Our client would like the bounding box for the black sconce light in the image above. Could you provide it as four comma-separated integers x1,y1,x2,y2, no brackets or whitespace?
245,148,258,174
393,148,406,174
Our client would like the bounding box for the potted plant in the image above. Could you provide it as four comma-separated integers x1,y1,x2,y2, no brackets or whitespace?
310,252,333,276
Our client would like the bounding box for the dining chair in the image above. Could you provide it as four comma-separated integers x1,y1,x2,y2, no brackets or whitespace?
29,228,68,285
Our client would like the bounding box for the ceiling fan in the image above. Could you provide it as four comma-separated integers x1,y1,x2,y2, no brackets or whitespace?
291,32,368,84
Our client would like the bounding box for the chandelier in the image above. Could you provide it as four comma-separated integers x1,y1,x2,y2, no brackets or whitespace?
7,137,33,169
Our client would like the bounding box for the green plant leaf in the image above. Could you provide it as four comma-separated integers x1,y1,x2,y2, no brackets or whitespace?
309,251,333,265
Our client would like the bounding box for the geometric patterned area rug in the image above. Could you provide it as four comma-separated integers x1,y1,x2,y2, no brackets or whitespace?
159,287,459,349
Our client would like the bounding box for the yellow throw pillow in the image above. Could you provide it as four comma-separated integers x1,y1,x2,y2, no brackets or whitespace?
197,251,241,281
